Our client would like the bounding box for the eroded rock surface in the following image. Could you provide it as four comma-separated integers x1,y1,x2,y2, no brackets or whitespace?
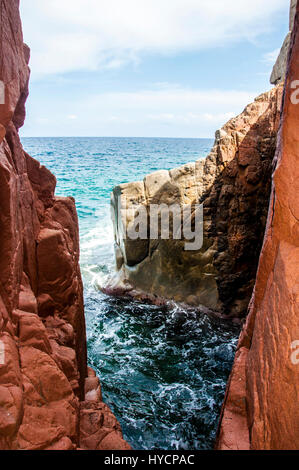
0,0,130,450
109,86,283,317
217,2,299,450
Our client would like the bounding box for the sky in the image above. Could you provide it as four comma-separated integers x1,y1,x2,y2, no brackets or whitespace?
19,0,290,138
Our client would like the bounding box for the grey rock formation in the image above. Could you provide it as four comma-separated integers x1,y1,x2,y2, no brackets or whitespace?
270,32,291,85
270,0,297,85
290,0,297,29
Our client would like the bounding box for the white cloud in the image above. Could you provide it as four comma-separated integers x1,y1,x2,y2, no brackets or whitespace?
203,112,236,122
22,84,257,137
262,48,280,65
20,0,286,77
84,87,256,115
147,111,236,125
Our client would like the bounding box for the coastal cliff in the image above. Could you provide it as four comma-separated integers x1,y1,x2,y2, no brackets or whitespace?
0,0,129,450
108,83,282,318
217,2,299,450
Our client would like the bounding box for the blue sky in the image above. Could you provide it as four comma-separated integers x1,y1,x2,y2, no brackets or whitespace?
20,0,289,138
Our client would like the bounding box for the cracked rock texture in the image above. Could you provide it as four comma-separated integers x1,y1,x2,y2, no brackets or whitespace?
109,86,283,317
217,1,299,450
0,0,130,450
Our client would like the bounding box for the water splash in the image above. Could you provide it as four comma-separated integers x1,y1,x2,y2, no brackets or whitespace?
86,294,239,450
21,137,239,450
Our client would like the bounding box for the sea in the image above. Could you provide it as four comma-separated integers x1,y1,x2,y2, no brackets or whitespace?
21,137,240,450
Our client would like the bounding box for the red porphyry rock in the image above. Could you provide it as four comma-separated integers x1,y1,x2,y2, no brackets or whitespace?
216,2,299,450
0,0,129,450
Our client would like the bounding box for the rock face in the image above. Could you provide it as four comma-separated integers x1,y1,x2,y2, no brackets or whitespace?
217,2,299,450
0,0,130,450
270,0,296,85
109,86,283,317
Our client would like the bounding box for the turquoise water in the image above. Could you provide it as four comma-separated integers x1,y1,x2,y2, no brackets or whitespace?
21,137,239,450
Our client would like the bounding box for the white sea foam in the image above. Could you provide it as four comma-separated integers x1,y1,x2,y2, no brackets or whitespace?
80,204,115,288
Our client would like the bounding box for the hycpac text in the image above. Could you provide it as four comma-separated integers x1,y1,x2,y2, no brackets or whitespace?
104,454,195,467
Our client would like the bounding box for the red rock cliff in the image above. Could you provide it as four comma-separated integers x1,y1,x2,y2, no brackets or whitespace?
217,2,299,450
0,0,130,450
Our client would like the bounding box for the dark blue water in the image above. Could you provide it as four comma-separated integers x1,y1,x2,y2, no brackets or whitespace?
21,137,239,450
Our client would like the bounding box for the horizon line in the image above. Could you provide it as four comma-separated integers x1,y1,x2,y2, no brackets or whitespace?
20,135,215,140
